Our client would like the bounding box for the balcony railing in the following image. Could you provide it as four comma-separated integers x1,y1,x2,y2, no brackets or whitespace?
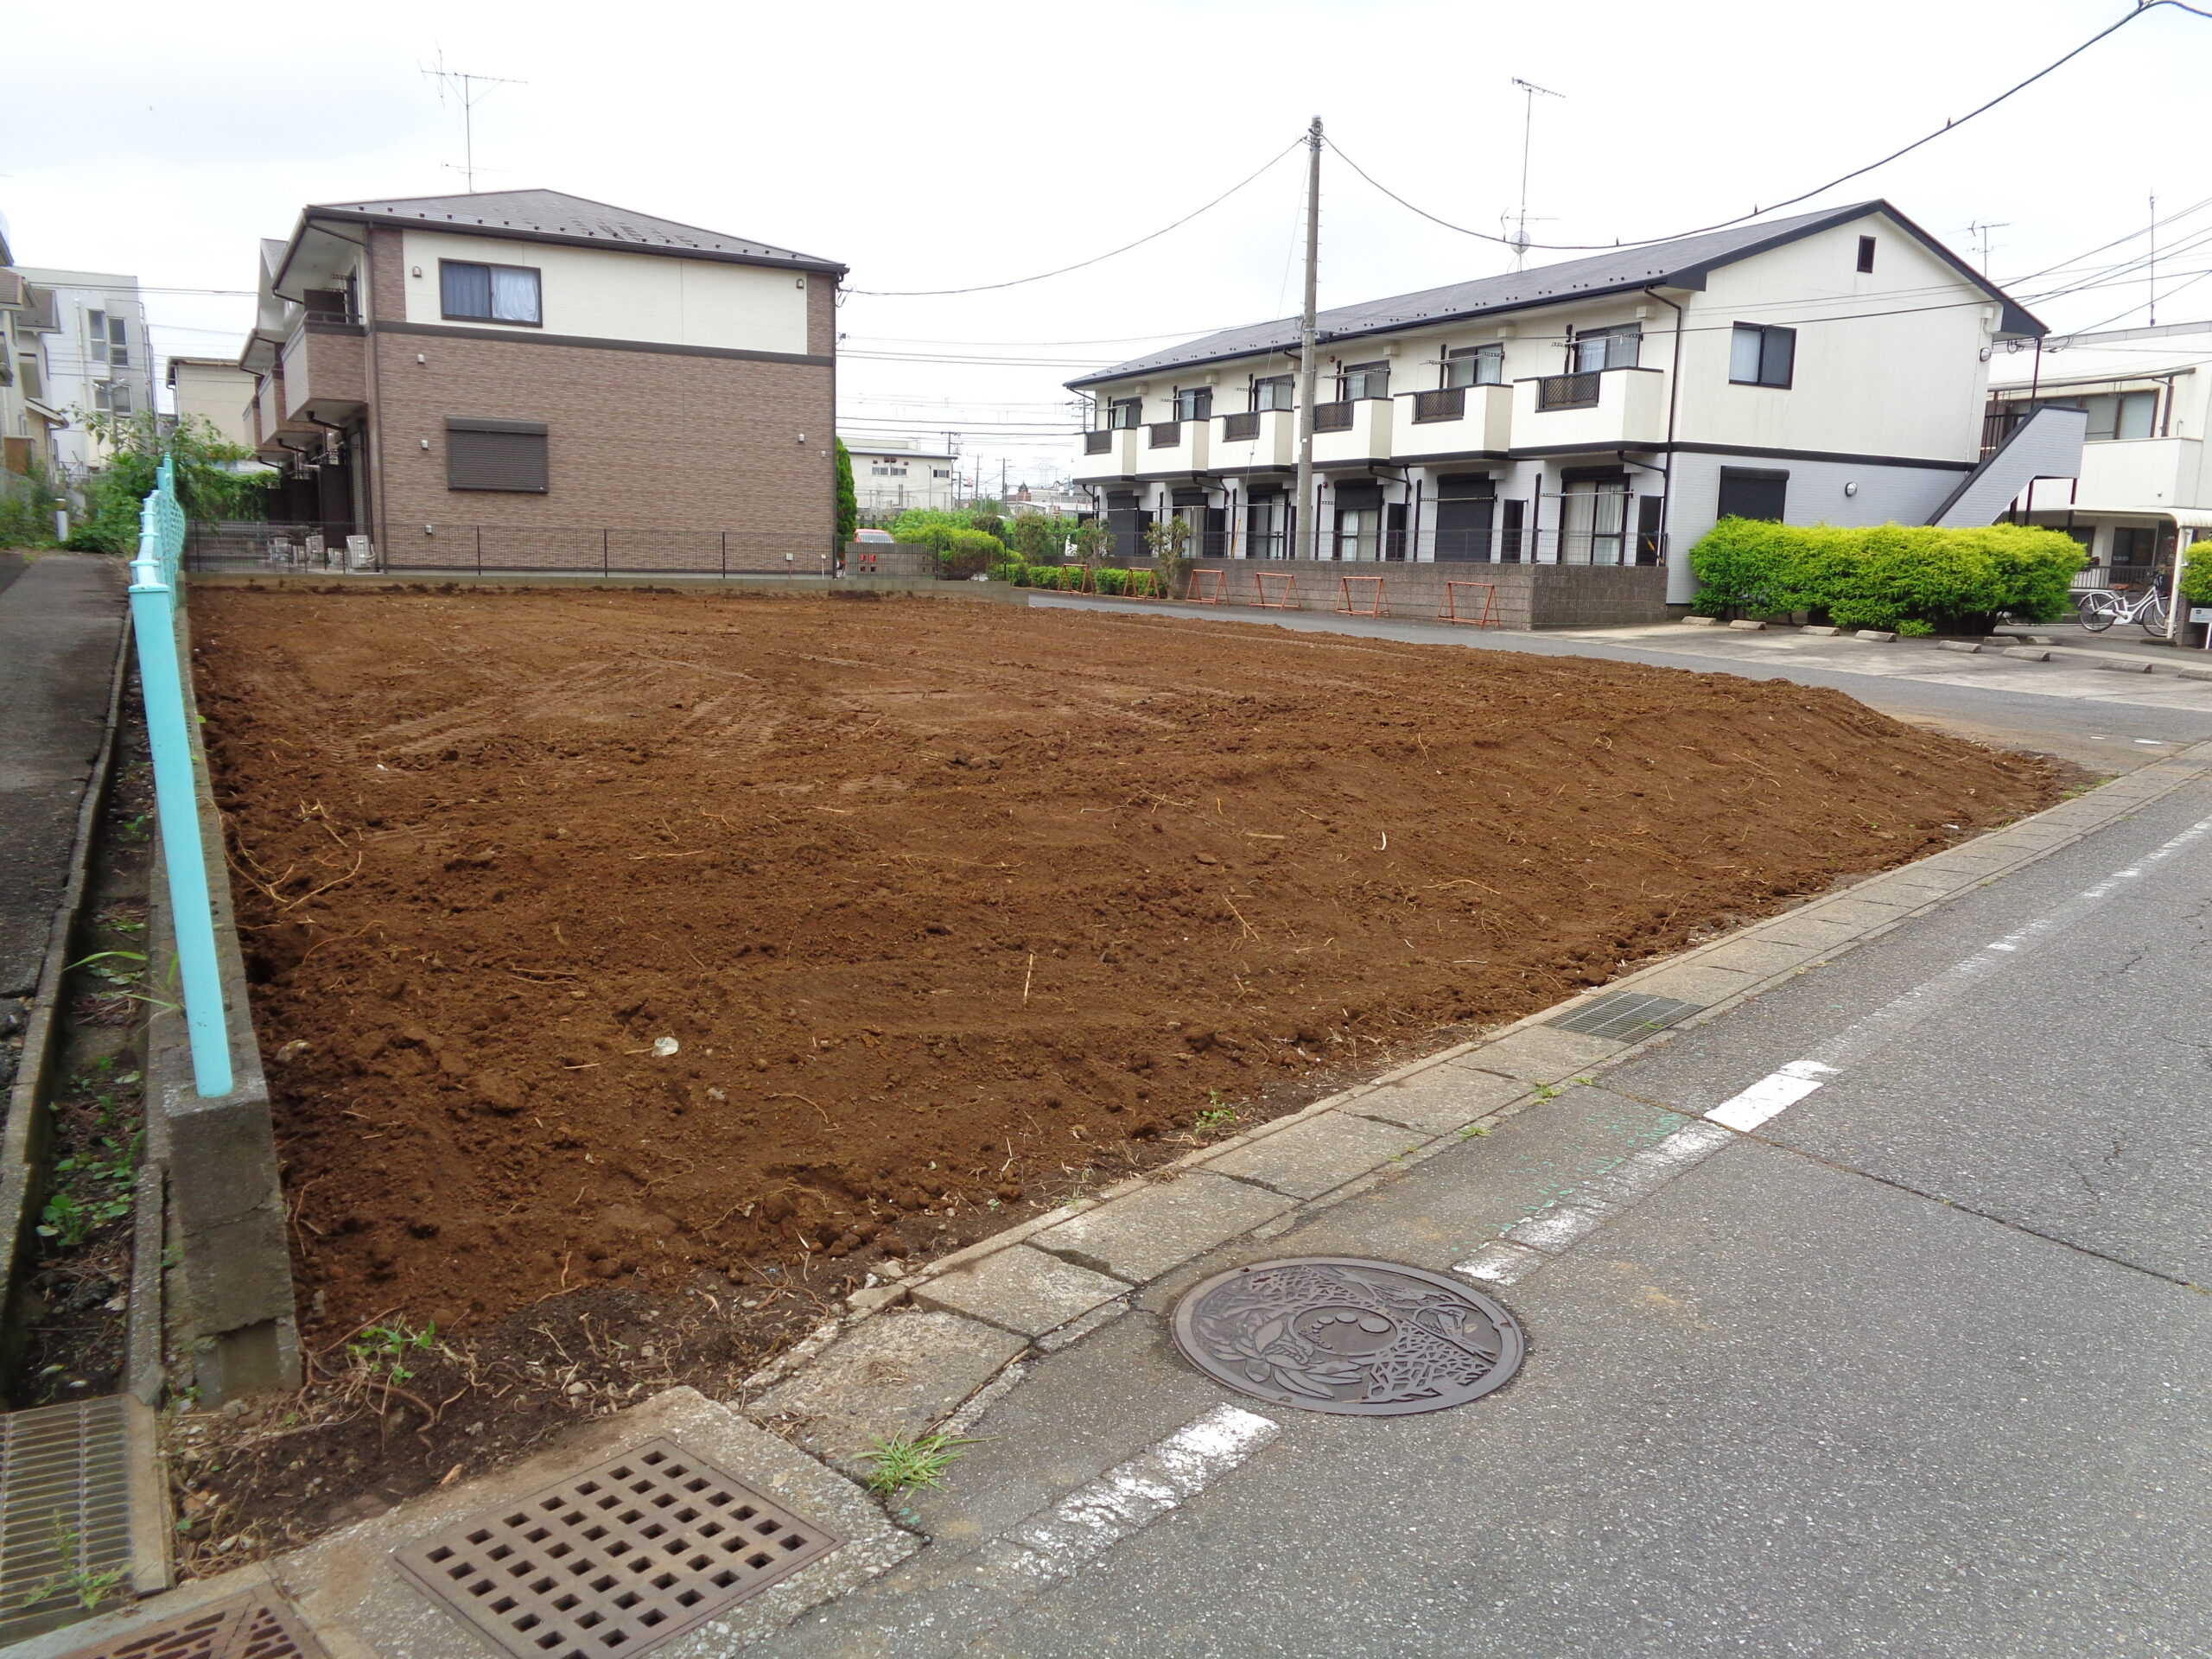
1084,430,1112,454
1535,372,1602,411
1412,388,1465,423
1221,411,1261,441
1149,421,1182,448
1313,401,1355,433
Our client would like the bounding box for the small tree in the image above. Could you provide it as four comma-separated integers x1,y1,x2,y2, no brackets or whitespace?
66,410,271,553
1143,513,1193,600
1065,518,1109,569
0,462,66,550
834,439,858,544
1008,513,1071,563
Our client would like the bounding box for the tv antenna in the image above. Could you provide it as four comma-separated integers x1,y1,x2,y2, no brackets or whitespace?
422,51,525,193
1506,77,1565,270
1963,219,2011,275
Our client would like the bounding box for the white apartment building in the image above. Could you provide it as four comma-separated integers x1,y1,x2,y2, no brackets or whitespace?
1986,319,2210,615
166,354,260,448
1071,200,2075,608
844,435,957,512
10,267,154,477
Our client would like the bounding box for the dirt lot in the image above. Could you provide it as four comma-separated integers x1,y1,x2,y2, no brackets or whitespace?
192,588,2059,1338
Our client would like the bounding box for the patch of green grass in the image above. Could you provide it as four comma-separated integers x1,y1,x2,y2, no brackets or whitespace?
861,1430,982,1501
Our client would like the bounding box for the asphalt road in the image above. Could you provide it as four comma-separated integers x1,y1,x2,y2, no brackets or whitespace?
0,554,124,996
1030,595,2212,775
791,761,2212,1657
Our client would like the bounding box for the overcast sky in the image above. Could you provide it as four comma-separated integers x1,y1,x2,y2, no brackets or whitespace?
8,0,2208,493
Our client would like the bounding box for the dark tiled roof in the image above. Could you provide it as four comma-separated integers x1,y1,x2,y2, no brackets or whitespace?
307,189,842,272
1071,200,2037,387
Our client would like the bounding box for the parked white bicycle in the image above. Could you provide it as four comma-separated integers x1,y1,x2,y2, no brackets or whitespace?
2075,584,2170,634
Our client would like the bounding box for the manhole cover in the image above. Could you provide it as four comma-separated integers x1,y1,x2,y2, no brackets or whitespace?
393,1439,841,1659
1171,1257,1523,1416
46,1592,329,1659
1549,990,1704,1039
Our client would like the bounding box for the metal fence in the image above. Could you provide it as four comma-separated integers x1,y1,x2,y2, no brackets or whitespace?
128,461,232,1097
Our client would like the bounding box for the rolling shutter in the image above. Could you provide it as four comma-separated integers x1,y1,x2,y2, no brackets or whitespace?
447,418,549,493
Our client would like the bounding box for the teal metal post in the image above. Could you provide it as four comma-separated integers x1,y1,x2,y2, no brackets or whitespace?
130,461,233,1096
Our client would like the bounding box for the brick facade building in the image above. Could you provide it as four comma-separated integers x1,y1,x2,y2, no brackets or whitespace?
240,191,843,571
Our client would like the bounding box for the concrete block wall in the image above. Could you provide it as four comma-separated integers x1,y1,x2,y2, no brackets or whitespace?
1170,559,1669,629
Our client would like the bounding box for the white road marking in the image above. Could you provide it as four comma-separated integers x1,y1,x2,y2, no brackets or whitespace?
981,1404,1280,1582
1457,810,2212,1291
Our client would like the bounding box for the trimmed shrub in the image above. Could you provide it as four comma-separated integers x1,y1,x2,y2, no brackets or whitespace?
2181,539,2212,607
1092,567,1130,596
893,522,1005,578
1689,518,2085,632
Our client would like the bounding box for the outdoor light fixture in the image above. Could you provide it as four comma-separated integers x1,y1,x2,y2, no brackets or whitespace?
1844,481,1859,497
420,439,430,450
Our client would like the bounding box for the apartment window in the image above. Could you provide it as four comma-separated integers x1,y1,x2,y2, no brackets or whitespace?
447,417,549,492
1174,387,1212,421
1569,325,1640,373
2110,525,2157,569
1444,343,1503,387
1251,374,1293,411
1729,323,1796,388
108,316,130,368
1857,236,1877,274
1339,361,1390,400
440,260,543,325
1717,467,1788,522
1107,397,1142,429
1559,475,1630,564
1245,491,1287,558
2087,391,2156,442
931,467,951,477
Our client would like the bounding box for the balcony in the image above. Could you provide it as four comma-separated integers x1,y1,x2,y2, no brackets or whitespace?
1148,420,1182,448
279,318,367,424
251,366,320,452
1395,384,1512,458
1512,367,1667,450
1214,407,1294,467
1077,426,1141,477
1313,396,1392,464
1141,416,1210,474
2069,436,2203,512
1084,430,1112,455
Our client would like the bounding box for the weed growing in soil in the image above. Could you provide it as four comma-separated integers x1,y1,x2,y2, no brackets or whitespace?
346,1319,436,1382
18,1514,128,1612
1192,1091,1240,1136
862,1431,982,1501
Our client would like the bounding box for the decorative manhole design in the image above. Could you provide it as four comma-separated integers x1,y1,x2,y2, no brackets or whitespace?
393,1439,842,1659
47,1592,329,1659
1548,990,1704,1040
1172,1257,1524,1416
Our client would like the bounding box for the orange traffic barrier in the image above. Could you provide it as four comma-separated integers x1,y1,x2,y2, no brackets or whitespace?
1439,580,1501,627
1185,568,1227,604
1252,570,1301,609
1336,575,1387,618
1124,569,1164,599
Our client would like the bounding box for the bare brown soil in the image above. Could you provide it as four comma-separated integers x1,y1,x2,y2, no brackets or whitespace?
191,588,2058,1338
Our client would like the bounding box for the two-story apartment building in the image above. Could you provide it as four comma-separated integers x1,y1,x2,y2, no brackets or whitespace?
842,435,957,512
1071,200,2065,611
1985,319,2210,619
241,189,845,568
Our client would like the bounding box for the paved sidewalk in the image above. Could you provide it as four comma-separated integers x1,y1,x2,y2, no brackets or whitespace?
0,555,126,997
785,763,2212,1657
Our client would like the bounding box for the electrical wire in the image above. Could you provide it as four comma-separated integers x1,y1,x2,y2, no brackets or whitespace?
1325,1,2212,255
845,138,1303,296
2000,194,2212,287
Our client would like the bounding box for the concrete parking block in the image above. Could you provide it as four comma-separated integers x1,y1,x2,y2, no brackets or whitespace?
2002,646,2052,662
1801,625,1840,636
912,1243,1127,1338
1030,1172,1296,1283
751,1311,1028,1467
1679,615,1719,626
1727,619,1765,631
1456,1024,1623,1084
1937,640,1982,654
275,1388,913,1657
1351,1063,1530,1135
1196,1110,1423,1198
1854,628,1898,641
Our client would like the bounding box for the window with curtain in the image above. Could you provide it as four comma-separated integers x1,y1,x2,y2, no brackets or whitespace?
1174,387,1212,421
1250,375,1293,410
1445,344,1503,387
1338,361,1390,400
1729,323,1796,388
441,260,543,325
1569,326,1640,373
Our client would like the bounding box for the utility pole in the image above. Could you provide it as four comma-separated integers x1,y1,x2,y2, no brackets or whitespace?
1294,115,1323,563
1964,220,2011,276
1507,79,1565,271
423,53,524,193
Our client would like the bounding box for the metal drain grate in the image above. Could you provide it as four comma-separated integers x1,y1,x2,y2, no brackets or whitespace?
393,1438,842,1659
1548,991,1704,1040
0,1396,137,1644
45,1591,329,1659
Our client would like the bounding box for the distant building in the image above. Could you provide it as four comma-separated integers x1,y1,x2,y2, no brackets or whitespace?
843,436,957,512
0,229,69,480
239,189,844,563
10,267,154,478
167,355,259,448
1007,483,1090,518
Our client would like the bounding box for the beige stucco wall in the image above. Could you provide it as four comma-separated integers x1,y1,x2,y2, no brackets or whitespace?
171,359,259,447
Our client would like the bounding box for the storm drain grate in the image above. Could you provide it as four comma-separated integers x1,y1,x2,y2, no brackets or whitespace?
393,1438,842,1659
0,1396,137,1645
1548,991,1705,1041
44,1591,329,1659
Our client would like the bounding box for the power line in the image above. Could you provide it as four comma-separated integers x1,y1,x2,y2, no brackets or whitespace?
1325,1,2212,255
846,137,1303,296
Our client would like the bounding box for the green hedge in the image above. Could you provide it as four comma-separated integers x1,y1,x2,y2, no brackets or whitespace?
894,523,1005,578
1689,518,2086,632
2182,539,2212,607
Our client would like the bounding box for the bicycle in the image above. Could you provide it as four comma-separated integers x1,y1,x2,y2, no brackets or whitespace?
2075,584,2170,634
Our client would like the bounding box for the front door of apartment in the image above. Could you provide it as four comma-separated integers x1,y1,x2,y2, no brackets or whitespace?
1335,484,1383,560
1559,476,1629,564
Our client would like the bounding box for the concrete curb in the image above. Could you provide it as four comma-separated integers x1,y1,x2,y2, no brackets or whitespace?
0,616,130,1392
745,739,2212,1466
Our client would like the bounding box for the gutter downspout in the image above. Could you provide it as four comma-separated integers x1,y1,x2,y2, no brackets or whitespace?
1642,285,1686,596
